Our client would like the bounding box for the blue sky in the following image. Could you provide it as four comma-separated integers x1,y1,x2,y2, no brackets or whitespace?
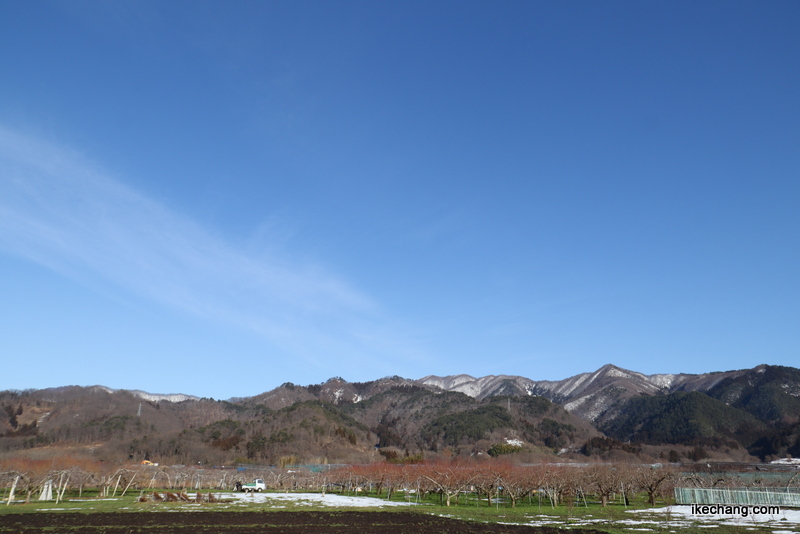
1,1,798,399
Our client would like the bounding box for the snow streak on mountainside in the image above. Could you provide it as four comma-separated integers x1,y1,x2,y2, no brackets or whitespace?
96,386,200,404
128,390,199,403
418,364,754,422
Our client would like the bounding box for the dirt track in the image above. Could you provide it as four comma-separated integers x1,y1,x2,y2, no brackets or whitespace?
0,511,608,533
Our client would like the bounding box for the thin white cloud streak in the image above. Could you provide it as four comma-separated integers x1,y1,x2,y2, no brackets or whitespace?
0,125,403,365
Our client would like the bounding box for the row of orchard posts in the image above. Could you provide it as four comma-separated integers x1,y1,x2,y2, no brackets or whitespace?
2,468,86,505
0,464,336,505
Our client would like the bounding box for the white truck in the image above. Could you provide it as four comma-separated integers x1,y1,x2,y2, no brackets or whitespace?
241,479,266,493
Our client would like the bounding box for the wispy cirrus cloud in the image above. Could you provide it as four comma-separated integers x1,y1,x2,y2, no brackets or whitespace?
0,125,395,365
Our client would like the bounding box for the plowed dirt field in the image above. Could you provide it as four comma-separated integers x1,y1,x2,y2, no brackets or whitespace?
0,511,608,533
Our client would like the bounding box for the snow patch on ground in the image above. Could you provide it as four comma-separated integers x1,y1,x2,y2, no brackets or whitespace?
223,492,416,508
627,505,800,528
505,505,800,531
771,458,800,465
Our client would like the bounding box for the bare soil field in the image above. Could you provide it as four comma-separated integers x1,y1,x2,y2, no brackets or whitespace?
0,511,608,533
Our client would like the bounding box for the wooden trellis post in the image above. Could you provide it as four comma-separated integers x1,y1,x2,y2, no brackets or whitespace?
6,476,19,506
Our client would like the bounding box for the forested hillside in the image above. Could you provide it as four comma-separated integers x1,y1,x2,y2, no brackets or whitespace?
2,364,799,465
597,366,800,460
600,391,765,447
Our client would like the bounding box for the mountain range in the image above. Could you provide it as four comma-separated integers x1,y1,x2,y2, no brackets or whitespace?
2,364,799,465
419,364,750,422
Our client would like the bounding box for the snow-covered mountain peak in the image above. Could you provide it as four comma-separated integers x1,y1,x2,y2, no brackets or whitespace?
415,364,753,422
